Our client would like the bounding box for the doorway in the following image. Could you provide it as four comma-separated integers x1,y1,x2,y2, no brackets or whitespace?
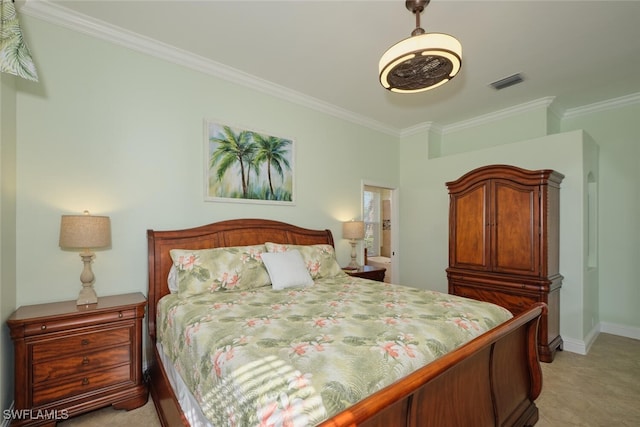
362,182,399,283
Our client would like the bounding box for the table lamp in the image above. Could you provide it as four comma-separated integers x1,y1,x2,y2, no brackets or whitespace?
59,210,111,305
342,220,365,270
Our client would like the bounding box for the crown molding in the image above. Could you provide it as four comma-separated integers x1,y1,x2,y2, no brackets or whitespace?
414,92,639,136
20,0,400,137
400,121,442,138
562,92,640,120
441,97,556,134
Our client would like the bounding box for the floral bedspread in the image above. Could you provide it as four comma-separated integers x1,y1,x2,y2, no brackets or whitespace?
157,275,512,426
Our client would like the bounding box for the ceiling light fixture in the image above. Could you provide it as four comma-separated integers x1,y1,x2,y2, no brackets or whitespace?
379,0,462,93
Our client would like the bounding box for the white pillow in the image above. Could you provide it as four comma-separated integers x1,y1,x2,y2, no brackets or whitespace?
168,265,179,293
261,250,314,290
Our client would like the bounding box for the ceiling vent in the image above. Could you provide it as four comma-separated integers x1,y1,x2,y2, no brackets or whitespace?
490,73,524,90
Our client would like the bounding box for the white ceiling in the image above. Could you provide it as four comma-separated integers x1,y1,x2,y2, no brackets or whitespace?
22,1,640,133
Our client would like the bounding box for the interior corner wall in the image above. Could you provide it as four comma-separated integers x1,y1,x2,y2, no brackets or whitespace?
426,127,442,159
561,102,640,335
581,133,600,343
398,130,432,287
1,72,18,413
547,108,562,135
399,130,590,346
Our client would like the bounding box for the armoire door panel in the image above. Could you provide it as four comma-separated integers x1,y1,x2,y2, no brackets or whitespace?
492,180,540,276
450,183,489,270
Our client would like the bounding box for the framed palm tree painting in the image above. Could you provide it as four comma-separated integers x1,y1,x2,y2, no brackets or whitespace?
204,120,295,204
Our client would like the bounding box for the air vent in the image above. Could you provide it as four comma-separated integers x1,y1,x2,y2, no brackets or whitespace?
490,73,524,90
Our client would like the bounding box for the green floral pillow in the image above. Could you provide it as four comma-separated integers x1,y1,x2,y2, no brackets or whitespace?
169,245,270,295
264,242,347,279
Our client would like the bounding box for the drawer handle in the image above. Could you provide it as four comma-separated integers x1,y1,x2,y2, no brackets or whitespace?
118,311,123,318
82,378,89,386
82,356,90,365
41,325,46,330
81,339,90,346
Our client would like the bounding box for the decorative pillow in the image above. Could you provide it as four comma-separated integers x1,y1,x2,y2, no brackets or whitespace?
264,242,346,279
261,250,314,290
167,265,179,293
169,245,270,295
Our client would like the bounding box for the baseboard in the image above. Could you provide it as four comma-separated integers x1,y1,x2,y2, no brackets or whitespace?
600,321,640,340
562,322,639,356
562,335,591,355
561,322,600,355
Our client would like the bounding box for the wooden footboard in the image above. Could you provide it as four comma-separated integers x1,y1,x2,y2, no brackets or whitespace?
319,303,544,427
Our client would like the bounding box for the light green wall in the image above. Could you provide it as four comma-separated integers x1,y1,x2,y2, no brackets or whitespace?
400,100,640,346
1,72,18,414
399,130,594,346
431,104,551,157
13,16,398,308
2,17,400,406
581,134,600,344
562,104,640,332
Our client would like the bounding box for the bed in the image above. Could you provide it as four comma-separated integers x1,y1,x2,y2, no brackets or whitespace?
147,218,544,427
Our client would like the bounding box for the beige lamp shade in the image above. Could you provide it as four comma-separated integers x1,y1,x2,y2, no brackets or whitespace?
59,211,111,305
343,220,365,240
59,212,111,250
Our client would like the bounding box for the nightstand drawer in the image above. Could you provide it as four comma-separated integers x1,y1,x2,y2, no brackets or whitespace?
32,327,131,361
33,344,131,384
32,364,132,406
24,308,137,336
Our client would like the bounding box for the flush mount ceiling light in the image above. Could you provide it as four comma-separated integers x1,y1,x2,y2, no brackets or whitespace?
379,0,462,93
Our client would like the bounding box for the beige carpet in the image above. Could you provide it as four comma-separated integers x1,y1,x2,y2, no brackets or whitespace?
58,333,639,426
536,333,639,426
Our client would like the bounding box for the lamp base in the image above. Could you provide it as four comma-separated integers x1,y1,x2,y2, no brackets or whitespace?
347,240,360,270
77,284,98,305
77,252,98,305
345,260,360,270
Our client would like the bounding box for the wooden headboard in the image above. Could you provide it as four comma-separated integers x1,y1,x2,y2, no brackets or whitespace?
146,218,334,341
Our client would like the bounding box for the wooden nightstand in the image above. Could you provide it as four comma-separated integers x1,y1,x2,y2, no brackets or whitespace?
344,265,386,282
7,293,148,426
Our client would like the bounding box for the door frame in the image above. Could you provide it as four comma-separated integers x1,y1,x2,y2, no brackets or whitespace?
361,180,399,284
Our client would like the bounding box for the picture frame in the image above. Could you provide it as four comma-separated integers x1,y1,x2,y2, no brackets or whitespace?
204,120,295,205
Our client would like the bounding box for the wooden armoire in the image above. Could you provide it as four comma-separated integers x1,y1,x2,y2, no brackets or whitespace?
446,164,564,362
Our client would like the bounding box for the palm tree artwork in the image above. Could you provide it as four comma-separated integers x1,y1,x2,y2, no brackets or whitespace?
207,122,294,203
